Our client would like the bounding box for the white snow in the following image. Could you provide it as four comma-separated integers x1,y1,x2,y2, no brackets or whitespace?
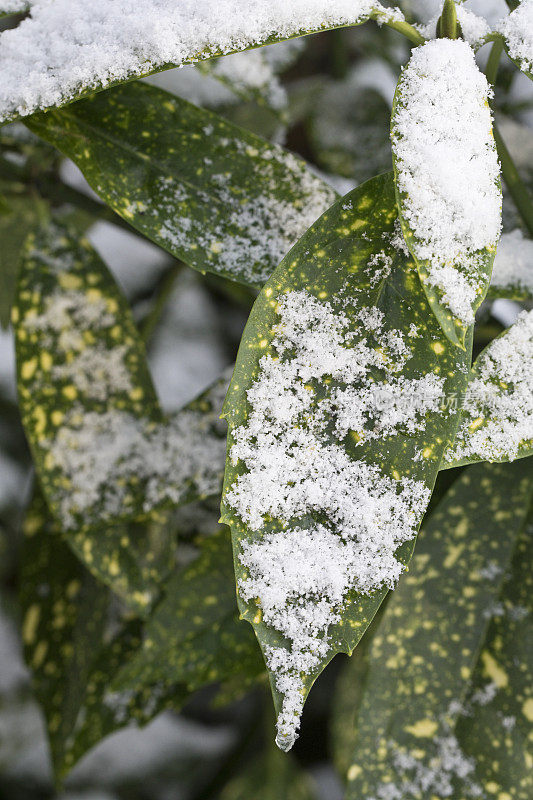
447,309,533,464
490,229,533,297
498,0,533,76
0,0,399,121
226,289,438,750
392,39,501,324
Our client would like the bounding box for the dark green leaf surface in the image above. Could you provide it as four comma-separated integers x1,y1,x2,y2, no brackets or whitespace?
343,459,533,799
25,83,338,289
221,172,473,749
112,528,265,697
391,62,498,349
0,192,40,327
456,507,533,800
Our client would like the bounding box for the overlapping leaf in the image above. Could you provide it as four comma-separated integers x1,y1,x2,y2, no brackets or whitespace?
13,220,162,531
220,748,317,800
221,172,473,750
26,83,338,290
342,458,533,799
443,309,533,469
111,528,265,699
13,221,230,611
0,1,391,123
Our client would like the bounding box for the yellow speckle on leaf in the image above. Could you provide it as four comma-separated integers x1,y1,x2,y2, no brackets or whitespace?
347,765,362,780
522,697,533,721
62,385,78,400
58,272,82,290
431,342,445,355
482,652,508,688
405,719,438,738
444,544,464,569
40,351,53,371
21,358,38,380
23,604,40,644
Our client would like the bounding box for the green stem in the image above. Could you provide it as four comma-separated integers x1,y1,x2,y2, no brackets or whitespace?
139,261,183,344
494,124,533,238
382,17,425,46
438,0,458,40
485,38,504,87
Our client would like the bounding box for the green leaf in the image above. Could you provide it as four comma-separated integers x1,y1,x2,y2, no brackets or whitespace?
443,309,533,469
111,527,265,698
0,3,378,123
487,229,533,302
0,2,28,18
343,458,533,799
25,83,338,289
498,4,533,83
13,220,161,530
0,193,40,327
14,221,229,533
455,507,533,800
220,172,473,751
391,40,501,349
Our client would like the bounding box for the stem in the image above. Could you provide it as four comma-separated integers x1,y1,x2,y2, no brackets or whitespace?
139,261,183,344
382,17,425,46
485,38,504,87
437,0,458,39
494,124,533,238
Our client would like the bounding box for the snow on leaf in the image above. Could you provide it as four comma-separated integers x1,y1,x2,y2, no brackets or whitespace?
391,38,502,348
221,172,473,752
488,229,533,301
26,83,338,290
443,309,533,468
0,0,400,122
13,222,229,609
342,458,533,800
498,0,533,81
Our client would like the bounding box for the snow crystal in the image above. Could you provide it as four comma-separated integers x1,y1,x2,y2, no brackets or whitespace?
226,290,439,750
392,39,501,324
498,0,533,76
490,229,533,297
0,0,400,121
447,309,533,464
0,0,30,12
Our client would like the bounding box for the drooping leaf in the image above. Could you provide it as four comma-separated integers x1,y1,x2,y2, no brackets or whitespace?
25,83,338,290
443,309,533,469
0,1,386,122
13,221,229,532
0,192,41,327
498,1,533,83
220,172,473,751
112,527,265,699
391,39,501,348
342,458,533,799
12,222,229,613
13,220,161,529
